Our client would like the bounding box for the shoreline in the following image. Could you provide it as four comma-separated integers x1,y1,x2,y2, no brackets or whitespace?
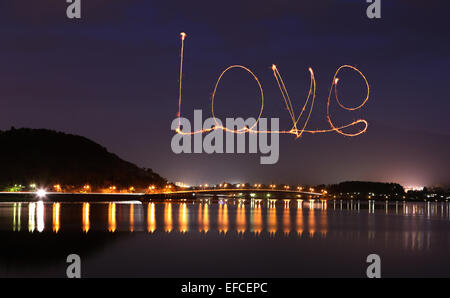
0,193,448,203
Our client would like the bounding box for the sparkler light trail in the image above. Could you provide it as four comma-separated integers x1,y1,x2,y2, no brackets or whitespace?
175,32,370,137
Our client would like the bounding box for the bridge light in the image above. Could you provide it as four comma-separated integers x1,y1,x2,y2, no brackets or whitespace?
36,188,47,198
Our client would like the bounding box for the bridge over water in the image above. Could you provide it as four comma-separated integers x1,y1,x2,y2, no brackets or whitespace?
143,188,323,200
0,188,323,202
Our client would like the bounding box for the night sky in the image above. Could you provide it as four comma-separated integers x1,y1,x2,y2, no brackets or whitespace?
1,0,449,187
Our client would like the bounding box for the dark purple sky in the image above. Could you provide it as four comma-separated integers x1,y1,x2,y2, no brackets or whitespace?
1,0,449,187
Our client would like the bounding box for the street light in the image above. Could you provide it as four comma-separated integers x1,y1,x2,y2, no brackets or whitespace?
36,188,47,198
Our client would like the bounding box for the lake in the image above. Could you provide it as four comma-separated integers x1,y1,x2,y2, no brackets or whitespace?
0,199,449,277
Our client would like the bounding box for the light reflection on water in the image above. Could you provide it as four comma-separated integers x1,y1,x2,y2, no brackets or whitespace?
82,202,89,233
147,202,156,233
179,203,188,233
108,202,116,233
164,202,172,232
52,203,60,233
1,199,450,251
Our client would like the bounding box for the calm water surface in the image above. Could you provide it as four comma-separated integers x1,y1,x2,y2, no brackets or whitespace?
0,199,449,277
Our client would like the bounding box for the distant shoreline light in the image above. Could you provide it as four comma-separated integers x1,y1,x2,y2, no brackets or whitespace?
405,186,424,192
36,189,47,198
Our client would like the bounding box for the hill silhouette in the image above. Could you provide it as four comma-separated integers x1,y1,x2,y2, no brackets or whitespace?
0,128,166,189
328,181,405,195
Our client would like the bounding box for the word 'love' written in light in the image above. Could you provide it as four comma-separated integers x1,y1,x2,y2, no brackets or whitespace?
175,32,370,139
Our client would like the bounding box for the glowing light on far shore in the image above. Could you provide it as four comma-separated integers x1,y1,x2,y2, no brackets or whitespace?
36,189,47,198
405,186,425,192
